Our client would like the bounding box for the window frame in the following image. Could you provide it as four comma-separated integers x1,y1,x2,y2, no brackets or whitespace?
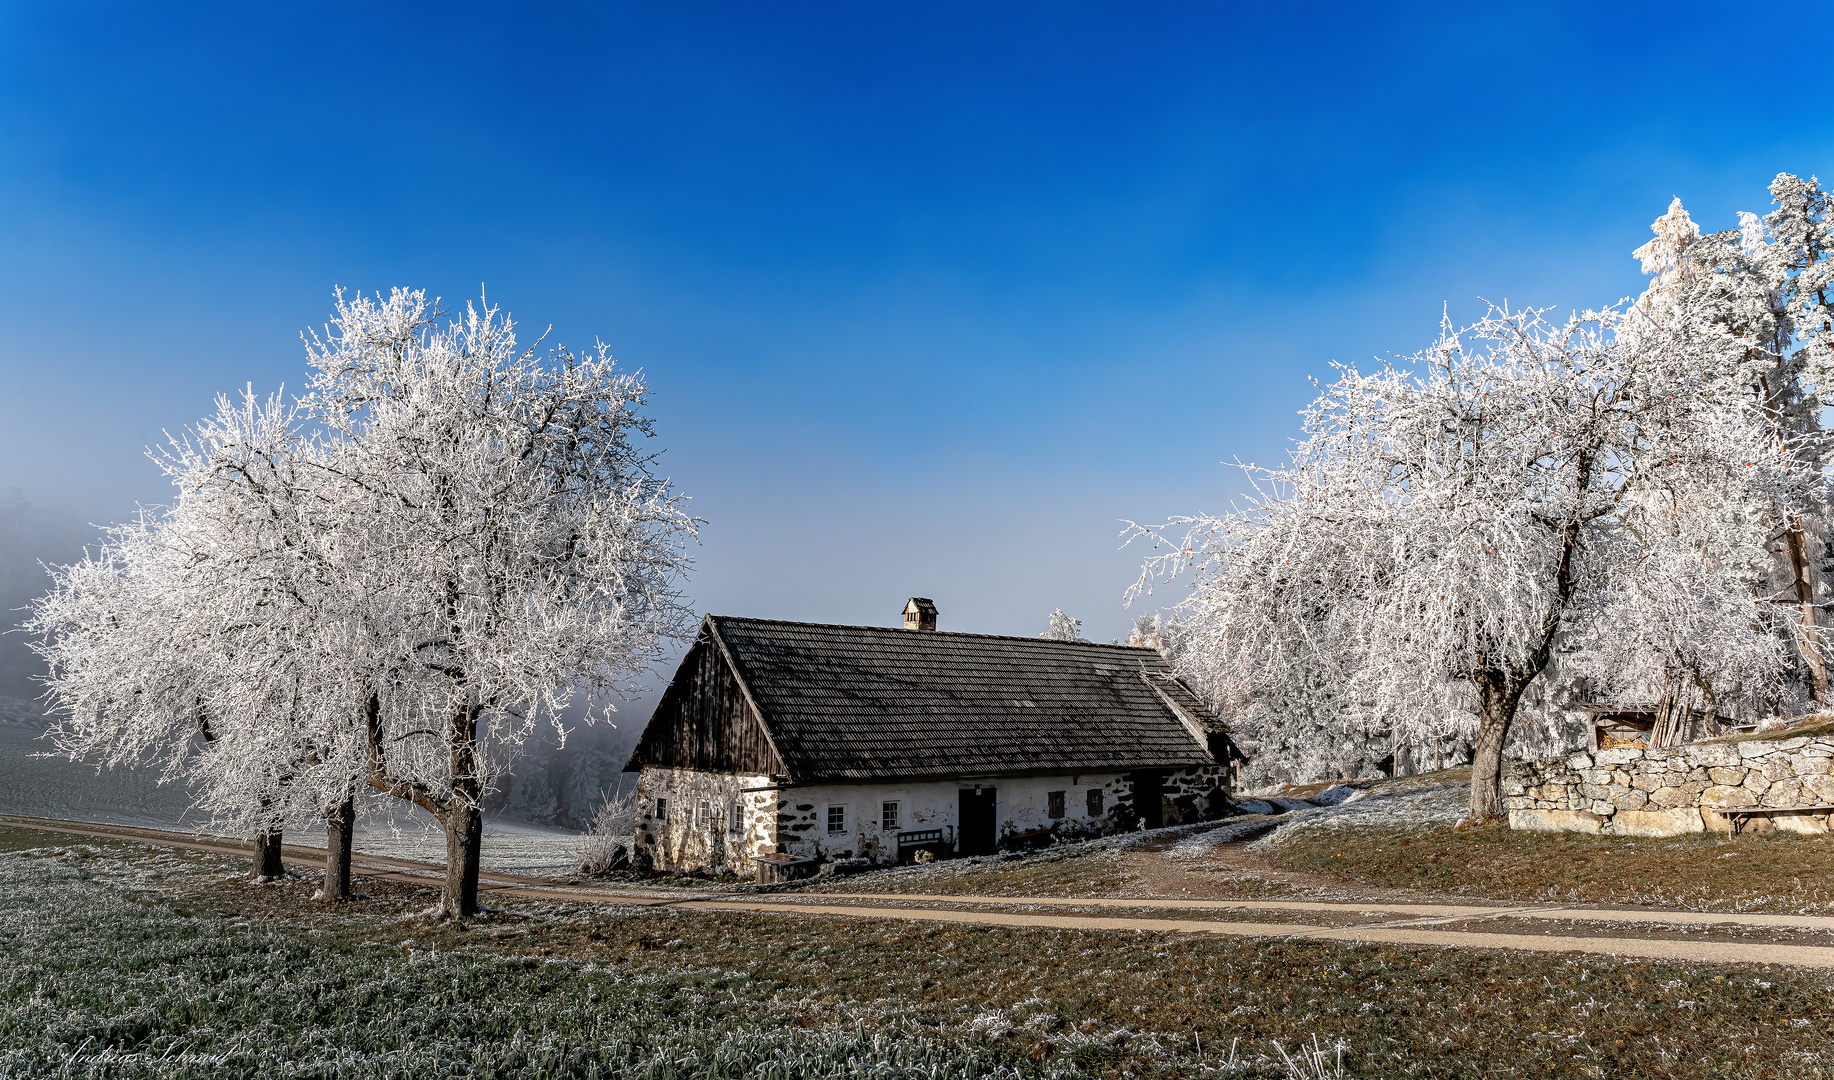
730,800,744,833
881,801,900,832
1047,790,1066,819
694,798,711,831
655,797,669,822
826,803,847,834
1086,789,1104,817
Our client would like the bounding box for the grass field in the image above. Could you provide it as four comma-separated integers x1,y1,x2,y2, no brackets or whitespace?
1262,819,1834,913
807,842,1140,898
6,827,1834,1078
806,837,1298,901
0,838,1077,1080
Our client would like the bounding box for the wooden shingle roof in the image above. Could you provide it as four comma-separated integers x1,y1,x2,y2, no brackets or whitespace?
695,615,1223,782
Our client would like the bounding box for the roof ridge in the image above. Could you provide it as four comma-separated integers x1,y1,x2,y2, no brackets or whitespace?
706,614,1166,653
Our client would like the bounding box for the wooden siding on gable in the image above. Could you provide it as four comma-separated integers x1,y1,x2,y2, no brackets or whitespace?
626,635,785,776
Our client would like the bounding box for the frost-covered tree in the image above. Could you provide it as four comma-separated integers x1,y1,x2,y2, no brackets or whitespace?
1041,608,1083,642
1639,175,1834,706
300,289,697,917
29,391,364,885
32,289,697,916
1624,197,1701,347
1132,306,1821,821
1127,613,1169,655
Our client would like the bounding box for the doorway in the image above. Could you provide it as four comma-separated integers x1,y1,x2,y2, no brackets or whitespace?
958,787,997,855
1129,771,1165,830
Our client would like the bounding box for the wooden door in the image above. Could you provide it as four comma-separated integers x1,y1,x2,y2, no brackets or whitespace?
958,788,997,855
1130,771,1165,829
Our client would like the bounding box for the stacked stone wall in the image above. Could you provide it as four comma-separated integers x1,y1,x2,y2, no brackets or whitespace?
1163,765,1233,826
1505,735,1834,836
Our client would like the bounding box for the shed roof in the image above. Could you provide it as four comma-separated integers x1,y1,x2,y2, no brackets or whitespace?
694,615,1224,782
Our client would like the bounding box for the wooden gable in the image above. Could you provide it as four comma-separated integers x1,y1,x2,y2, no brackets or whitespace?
624,626,787,777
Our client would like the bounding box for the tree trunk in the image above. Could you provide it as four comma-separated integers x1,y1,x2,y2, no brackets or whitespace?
320,792,355,901
1465,497,1584,821
1469,672,1526,823
437,805,483,918
1783,517,1827,705
362,690,486,919
253,827,285,881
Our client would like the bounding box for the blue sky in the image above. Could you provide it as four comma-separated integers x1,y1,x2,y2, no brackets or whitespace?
2,0,1830,664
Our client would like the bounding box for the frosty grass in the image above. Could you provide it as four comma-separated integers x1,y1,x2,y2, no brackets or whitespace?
0,849,1081,1080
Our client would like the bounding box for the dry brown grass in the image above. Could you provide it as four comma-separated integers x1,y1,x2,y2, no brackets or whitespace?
1264,820,1834,912
818,847,1136,896
192,855,1834,1079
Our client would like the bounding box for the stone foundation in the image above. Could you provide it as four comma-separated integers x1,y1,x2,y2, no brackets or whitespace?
1505,735,1834,836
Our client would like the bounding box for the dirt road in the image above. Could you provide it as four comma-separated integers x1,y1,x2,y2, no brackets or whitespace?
692,894,1834,969
12,813,1834,969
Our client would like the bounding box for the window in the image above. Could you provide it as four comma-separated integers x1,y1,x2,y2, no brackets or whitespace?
881,801,900,832
1047,791,1066,819
730,801,745,832
694,799,711,830
827,804,847,834
1086,789,1104,817
655,797,669,822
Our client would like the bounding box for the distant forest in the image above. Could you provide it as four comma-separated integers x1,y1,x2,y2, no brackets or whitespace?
0,491,89,703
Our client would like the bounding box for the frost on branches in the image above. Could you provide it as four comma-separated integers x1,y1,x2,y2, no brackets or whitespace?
31,289,698,916
1040,608,1083,642
1644,174,1834,706
302,290,697,916
1132,303,1824,823
28,392,358,883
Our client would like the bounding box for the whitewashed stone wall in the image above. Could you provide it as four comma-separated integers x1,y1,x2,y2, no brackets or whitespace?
1505,735,1834,836
634,763,1238,873
633,768,776,872
781,773,1135,864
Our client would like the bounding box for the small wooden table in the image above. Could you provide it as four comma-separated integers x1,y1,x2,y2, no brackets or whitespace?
1719,805,1834,834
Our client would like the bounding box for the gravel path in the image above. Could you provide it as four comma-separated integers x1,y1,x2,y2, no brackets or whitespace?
681,896,1834,970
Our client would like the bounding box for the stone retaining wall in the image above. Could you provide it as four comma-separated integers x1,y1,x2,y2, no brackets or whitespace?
1504,735,1834,836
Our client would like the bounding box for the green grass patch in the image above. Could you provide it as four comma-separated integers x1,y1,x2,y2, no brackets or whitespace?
563,904,1834,1080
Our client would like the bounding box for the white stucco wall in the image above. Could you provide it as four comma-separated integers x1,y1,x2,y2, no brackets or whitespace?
775,773,1135,864
633,767,775,873
636,763,1237,873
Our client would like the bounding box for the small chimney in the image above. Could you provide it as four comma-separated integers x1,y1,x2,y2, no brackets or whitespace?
903,597,938,631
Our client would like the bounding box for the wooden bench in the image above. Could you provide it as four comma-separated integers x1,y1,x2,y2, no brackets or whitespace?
1719,805,1834,834
896,829,949,861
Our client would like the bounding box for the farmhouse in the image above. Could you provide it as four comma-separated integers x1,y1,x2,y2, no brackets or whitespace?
625,599,1243,878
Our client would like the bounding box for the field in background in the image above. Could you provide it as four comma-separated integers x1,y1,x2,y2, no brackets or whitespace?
808,771,1834,922
0,719,586,875
0,721,194,828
